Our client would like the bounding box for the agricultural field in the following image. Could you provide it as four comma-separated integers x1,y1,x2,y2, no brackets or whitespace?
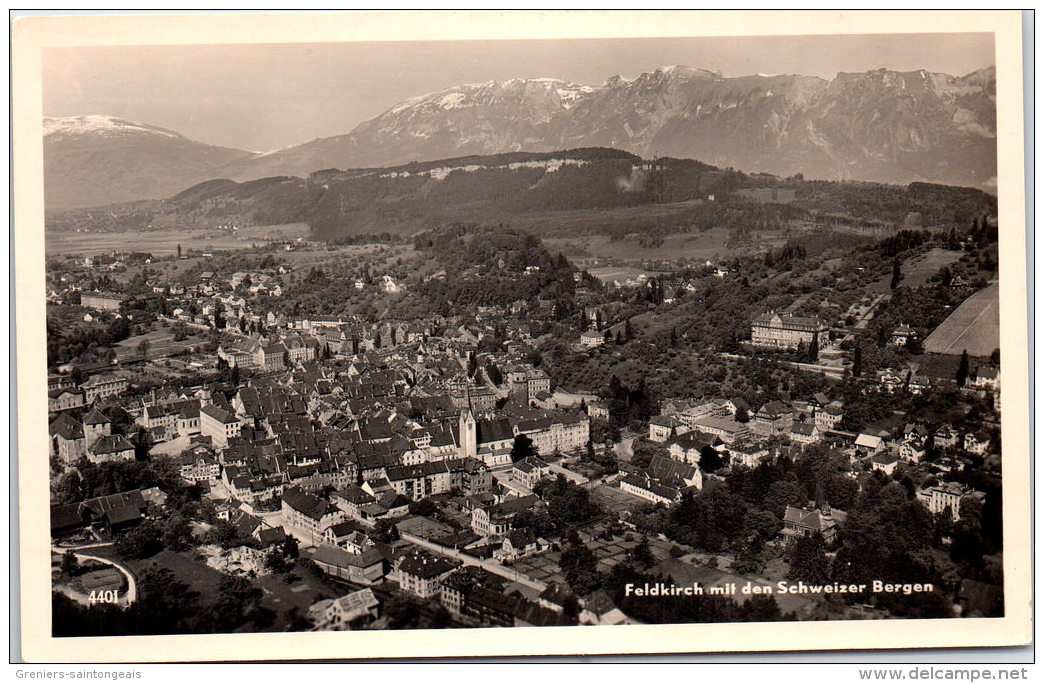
585,266,664,286
45,223,311,257
899,247,967,288
546,228,735,264
923,283,1000,357
113,326,210,363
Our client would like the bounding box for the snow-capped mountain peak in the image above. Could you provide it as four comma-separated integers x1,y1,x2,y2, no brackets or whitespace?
43,115,181,139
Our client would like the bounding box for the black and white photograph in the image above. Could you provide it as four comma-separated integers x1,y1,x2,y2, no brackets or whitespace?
13,10,1031,662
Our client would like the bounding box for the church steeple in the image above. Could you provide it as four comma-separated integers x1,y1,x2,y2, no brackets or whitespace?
459,399,477,459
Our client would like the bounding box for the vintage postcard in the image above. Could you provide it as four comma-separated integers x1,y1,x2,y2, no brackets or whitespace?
12,10,1031,662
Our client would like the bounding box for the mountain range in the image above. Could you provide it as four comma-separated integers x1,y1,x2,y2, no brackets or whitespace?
43,65,997,210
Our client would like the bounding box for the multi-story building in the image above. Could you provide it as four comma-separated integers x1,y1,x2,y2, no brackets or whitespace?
392,549,459,599
281,487,345,545
512,456,551,489
80,374,128,403
471,495,538,539
50,414,86,464
782,505,839,544
48,388,85,413
923,482,969,521
384,458,492,501
515,413,590,456
80,291,126,311
648,415,686,443
689,415,749,444
200,403,241,449
814,403,844,431
750,312,827,350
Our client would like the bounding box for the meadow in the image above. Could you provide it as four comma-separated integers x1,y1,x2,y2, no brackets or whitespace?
45,223,311,257
923,283,1000,357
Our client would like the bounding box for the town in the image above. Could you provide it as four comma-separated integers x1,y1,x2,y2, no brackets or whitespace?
47,212,1003,634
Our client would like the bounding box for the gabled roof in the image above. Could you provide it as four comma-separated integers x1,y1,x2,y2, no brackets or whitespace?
50,413,83,441
90,434,134,455
395,549,460,579
647,454,698,485
82,408,110,425
783,506,834,532
281,487,336,520
854,433,883,448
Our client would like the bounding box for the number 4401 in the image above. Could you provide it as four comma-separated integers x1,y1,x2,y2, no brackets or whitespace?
88,590,119,605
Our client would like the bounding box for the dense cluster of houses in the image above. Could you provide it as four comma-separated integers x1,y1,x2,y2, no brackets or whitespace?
624,381,994,526
46,248,1002,630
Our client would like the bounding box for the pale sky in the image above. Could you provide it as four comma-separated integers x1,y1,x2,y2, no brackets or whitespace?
43,33,995,153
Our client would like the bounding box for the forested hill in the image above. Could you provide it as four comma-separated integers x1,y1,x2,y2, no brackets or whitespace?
412,225,578,315
45,147,996,241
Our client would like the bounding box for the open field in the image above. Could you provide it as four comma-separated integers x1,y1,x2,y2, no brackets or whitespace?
899,248,966,288
127,548,341,631
863,247,966,293
923,283,1000,356
46,223,311,257
585,266,664,285
546,228,735,264
113,327,209,362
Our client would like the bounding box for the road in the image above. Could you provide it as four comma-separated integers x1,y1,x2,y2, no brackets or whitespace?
54,544,138,606
399,533,547,592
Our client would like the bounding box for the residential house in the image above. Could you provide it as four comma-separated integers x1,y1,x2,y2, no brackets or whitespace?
870,452,900,476
392,549,460,599
512,456,551,489
308,588,380,630
657,414,692,441
471,495,538,539
782,505,840,544
789,422,821,445
493,528,550,563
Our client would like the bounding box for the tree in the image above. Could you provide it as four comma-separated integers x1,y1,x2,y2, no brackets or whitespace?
408,498,438,517
137,339,150,358
114,521,164,559
161,512,196,552
956,349,970,387
485,361,503,387
627,538,656,569
807,333,819,363
510,434,538,463
786,533,831,584
852,346,863,378
176,244,182,259
559,539,602,595
889,257,902,289
265,536,300,574
61,551,80,576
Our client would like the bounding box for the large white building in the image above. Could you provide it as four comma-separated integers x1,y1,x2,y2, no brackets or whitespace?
750,312,827,350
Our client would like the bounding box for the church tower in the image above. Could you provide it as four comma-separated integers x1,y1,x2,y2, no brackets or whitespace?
459,406,477,459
